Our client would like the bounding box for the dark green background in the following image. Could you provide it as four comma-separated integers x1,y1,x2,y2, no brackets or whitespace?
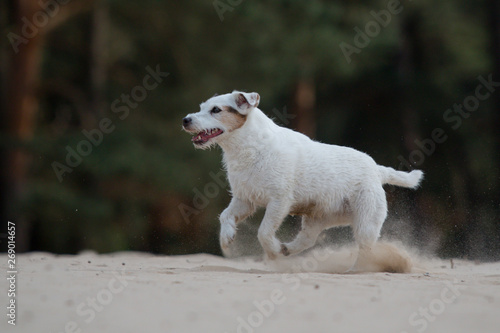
1,0,499,259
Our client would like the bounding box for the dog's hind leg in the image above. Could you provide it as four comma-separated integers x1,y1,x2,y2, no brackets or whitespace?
258,199,291,260
347,187,387,273
281,216,324,256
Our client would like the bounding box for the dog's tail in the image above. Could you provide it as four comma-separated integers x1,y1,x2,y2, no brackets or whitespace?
378,166,424,189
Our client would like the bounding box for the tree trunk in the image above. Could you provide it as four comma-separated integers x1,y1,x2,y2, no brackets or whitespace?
89,2,107,121
1,0,97,251
397,13,426,245
291,79,316,138
3,0,45,251
0,0,12,251
488,0,500,178
487,0,500,257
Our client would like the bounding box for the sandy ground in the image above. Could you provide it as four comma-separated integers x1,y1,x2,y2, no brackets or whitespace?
1,245,500,333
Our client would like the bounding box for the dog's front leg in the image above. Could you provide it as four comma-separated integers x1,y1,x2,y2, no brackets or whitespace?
219,197,255,257
258,200,290,260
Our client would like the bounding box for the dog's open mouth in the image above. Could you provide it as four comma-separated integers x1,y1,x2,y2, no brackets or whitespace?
191,128,224,145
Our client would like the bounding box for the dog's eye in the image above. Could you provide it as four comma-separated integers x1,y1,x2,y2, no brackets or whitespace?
210,107,222,114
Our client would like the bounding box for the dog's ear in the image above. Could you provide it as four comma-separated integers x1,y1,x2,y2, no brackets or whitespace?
232,91,260,114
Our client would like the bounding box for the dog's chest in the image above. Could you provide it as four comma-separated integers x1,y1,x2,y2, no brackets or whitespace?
224,157,271,205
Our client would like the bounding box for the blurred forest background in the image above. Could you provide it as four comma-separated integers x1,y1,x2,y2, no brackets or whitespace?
1,0,499,259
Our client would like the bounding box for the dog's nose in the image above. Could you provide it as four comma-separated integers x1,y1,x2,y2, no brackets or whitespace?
183,117,192,127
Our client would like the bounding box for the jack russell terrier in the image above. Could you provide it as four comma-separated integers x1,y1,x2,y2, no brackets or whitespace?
182,91,423,270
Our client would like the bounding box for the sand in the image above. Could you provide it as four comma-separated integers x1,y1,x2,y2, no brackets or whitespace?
1,244,500,333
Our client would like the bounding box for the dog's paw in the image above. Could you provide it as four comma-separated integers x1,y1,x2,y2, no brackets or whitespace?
219,223,237,253
280,244,290,256
264,250,279,260
258,233,283,260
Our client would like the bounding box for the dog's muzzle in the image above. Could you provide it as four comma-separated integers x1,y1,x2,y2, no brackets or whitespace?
182,117,192,128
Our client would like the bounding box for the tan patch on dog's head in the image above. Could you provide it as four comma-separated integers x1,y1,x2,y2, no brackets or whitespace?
218,106,247,132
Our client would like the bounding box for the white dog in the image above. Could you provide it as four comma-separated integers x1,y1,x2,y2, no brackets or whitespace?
182,91,423,267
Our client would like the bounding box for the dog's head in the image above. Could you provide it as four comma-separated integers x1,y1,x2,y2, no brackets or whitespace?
182,91,260,149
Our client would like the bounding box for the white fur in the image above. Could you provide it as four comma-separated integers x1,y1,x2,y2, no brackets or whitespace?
183,91,423,265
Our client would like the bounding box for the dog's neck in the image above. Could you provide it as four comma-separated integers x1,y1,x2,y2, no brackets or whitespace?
217,108,277,161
